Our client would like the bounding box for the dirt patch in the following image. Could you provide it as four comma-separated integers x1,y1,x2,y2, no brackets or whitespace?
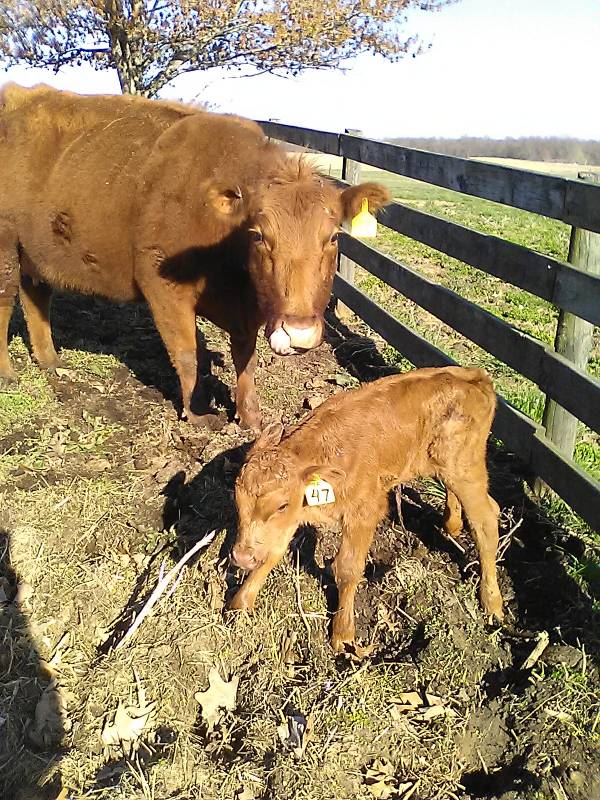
0,293,598,799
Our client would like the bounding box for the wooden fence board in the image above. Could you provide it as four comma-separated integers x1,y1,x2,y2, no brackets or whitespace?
339,235,600,434
339,133,600,233
379,202,600,327
258,121,340,156
333,275,600,530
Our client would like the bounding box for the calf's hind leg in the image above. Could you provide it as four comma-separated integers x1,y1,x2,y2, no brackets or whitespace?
450,477,503,620
443,487,463,537
0,222,19,380
19,275,60,369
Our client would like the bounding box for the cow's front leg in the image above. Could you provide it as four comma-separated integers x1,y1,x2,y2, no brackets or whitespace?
142,286,213,426
230,331,261,429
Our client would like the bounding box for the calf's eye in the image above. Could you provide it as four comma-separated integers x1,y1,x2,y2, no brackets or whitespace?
250,229,264,243
276,502,288,513
330,232,339,244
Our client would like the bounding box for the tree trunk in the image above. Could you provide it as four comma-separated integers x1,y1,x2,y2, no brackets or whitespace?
104,0,144,95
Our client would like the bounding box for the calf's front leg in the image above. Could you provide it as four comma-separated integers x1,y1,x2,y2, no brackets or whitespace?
228,551,284,612
331,507,381,653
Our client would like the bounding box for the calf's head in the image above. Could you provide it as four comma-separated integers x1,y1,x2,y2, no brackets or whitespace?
246,160,390,355
232,422,344,571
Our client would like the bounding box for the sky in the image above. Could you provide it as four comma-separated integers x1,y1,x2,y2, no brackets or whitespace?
2,0,600,140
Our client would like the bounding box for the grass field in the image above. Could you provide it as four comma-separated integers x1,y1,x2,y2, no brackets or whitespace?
0,158,599,800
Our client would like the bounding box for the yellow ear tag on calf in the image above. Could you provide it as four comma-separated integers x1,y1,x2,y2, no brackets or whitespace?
350,198,377,238
304,475,336,507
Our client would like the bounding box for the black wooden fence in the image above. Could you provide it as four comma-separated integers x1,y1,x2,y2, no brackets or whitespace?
259,121,600,531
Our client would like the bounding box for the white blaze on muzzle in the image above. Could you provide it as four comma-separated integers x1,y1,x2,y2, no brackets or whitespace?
269,326,293,355
268,321,322,354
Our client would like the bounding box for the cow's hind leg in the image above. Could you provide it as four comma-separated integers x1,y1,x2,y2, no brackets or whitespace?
0,222,20,381
450,477,503,620
19,275,60,369
231,331,261,429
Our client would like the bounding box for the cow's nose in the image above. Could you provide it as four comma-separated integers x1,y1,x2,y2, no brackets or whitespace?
281,316,323,350
231,546,257,571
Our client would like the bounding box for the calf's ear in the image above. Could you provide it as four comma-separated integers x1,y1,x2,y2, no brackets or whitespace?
340,182,391,222
252,421,284,451
301,465,346,486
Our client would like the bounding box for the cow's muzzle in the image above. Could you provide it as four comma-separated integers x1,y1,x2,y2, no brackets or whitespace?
267,316,323,355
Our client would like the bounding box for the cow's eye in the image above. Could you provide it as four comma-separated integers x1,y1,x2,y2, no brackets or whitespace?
250,229,263,244
330,232,339,244
276,502,288,513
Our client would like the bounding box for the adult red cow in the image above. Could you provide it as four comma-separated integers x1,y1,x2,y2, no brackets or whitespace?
0,84,389,427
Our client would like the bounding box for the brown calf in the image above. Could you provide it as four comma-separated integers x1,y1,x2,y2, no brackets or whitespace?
230,366,503,653
0,84,389,427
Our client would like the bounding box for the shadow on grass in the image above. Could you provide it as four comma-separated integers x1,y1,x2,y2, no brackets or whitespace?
8,291,236,422
0,529,65,799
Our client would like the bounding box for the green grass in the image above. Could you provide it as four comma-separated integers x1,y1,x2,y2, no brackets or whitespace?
0,337,56,436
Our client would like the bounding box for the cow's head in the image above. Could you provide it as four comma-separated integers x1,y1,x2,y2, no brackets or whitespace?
232,422,344,570
245,159,390,355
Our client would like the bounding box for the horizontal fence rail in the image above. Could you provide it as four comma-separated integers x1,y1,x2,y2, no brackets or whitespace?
260,121,600,234
334,275,600,528
339,234,600,435
260,120,600,530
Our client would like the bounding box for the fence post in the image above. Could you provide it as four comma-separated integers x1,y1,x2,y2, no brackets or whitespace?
337,128,362,319
535,171,600,492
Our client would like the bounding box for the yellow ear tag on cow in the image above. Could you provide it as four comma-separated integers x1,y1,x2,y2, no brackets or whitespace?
350,198,377,238
304,475,336,507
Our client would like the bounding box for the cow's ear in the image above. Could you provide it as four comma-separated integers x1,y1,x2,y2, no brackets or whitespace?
301,465,346,486
209,184,244,215
252,421,284,451
340,182,391,222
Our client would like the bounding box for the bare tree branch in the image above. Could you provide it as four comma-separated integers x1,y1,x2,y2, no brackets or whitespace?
0,0,454,97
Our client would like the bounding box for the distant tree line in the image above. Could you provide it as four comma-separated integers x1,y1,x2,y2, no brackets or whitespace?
388,136,600,164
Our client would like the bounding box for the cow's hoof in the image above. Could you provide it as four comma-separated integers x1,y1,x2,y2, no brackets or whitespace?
238,410,262,431
0,368,17,388
185,411,227,431
481,585,504,622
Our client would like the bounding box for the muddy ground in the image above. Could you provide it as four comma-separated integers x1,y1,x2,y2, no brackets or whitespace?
0,293,598,800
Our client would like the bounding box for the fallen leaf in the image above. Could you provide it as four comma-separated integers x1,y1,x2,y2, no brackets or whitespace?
101,678,155,750
194,667,239,731
236,787,256,800
390,690,456,721
55,367,76,379
364,758,397,799
277,711,313,759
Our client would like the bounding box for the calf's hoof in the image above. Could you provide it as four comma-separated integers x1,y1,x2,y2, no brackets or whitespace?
331,635,375,660
227,590,255,612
